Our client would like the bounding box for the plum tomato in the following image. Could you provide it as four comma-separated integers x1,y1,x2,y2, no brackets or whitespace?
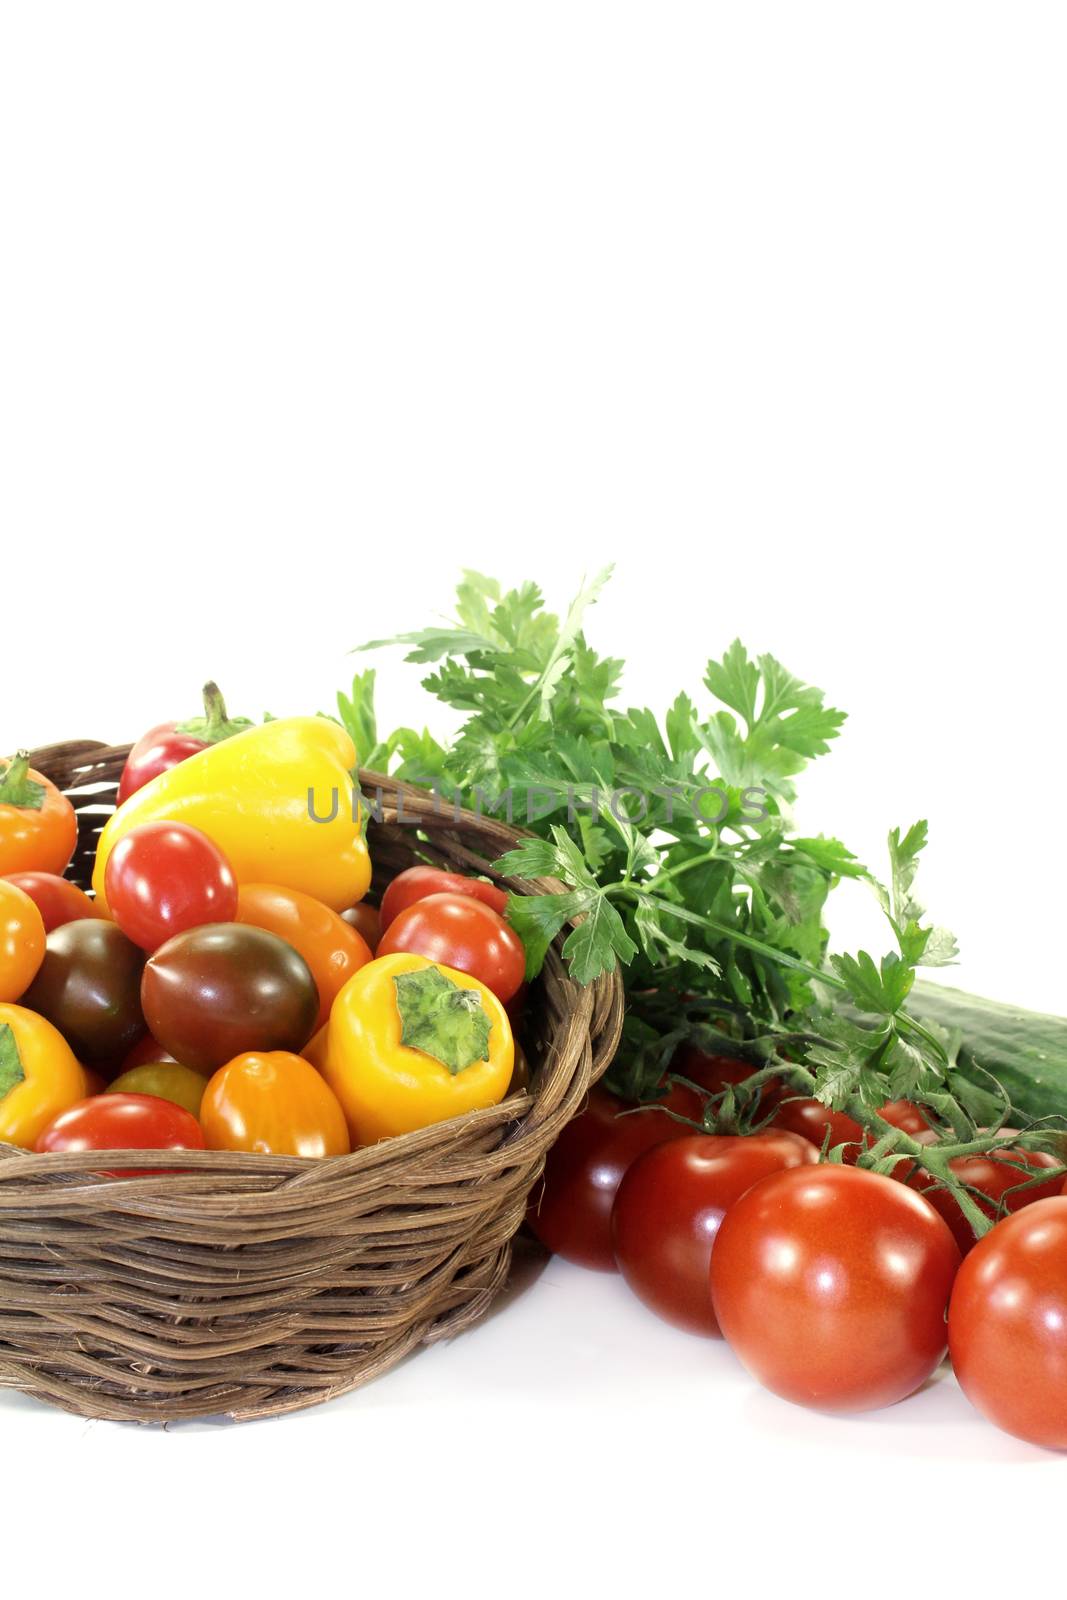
104,821,238,952
949,1198,1067,1448
201,1050,350,1158
526,1085,695,1270
377,892,525,1004
2,872,101,934
379,866,508,933
0,878,46,1001
22,919,146,1065
141,923,319,1074
710,1165,961,1412
235,883,373,1031
35,1093,205,1172
612,1131,817,1335
910,1145,1065,1254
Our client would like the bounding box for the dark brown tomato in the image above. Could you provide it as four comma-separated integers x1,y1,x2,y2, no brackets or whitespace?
141,923,319,1074
22,919,146,1066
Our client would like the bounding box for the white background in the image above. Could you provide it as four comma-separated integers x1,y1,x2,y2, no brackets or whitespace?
2,3,1066,1593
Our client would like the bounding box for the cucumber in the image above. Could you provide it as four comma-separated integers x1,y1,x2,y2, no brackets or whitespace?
910,980,1067,1124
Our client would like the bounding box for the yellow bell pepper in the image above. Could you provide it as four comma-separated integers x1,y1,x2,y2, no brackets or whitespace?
322,952,514,1144
0,1003,87,1149
93,717,371,915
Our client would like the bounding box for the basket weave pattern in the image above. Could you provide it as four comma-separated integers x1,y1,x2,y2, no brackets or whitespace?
0,742,622,1422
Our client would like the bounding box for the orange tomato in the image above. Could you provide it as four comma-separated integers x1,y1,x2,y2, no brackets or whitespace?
0,879,46,1001
0,754,78,877
235,883,373,1032
0,1003,87,1148
201,1050,351,1157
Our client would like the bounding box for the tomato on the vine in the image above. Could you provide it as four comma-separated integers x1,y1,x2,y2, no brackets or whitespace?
104,821,238,952
770,1096,865,1159
710,1164,961,1412
527,1086,694,1270
379,866,508,933
612,1131,817,1334
377,892,525,1004
911,1145,1064,1254
949,1198,1067,1448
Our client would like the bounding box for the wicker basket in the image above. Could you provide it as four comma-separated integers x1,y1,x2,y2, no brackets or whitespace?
0,740,623,1422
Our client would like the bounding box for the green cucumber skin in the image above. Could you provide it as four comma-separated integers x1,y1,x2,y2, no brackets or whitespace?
910,980,1067,1123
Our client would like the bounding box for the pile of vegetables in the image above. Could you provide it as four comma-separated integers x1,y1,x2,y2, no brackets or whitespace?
4,565,1067,1450
0,709,524,1164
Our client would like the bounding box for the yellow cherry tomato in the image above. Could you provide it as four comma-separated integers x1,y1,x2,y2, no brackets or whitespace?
0,1003,88,1148
324,952,514,1146
201,1050,351,1158
0,879,46,1002
106,1063,209,1119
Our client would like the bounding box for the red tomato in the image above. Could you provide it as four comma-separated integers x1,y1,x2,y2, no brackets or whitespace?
35,1092,205,1176
2,872,102,933
949,1199,1067,1448
910,1146,1065,1254
879,1099,932,1135
710,1165,961,1412
377,893,525,1004
770,1096,866,1160
612,1132,817,1335
527,1086,693,1270
104,822,238,952
672,1044,776,1109
379,866,508,933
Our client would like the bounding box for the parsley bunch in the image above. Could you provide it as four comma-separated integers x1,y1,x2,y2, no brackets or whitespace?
347,570,1066,1230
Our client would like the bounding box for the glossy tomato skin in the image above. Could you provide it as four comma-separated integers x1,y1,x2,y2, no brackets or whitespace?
141,924,319,1074
379,867,508,933
3,872,101,934
0,879,46,1001
612,1132,818,1335
673,1045,776,1110
22,919,146,1065
710,1165,961,1412
911,1147,1065,1255
949,1199,1067,1448
377,893,525,1004
116,724,209,806
121,1033,179,1070
104,821,239,952
527,1086,693,1270
879,1099,932,1136
201,1050,350,1158
35,1093,205,1168
236,883,372,1031
770,1097,865,1160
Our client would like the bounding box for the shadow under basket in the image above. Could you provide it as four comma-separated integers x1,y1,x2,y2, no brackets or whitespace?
0,741,623,1423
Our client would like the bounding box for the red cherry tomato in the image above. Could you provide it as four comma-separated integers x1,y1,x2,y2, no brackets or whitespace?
612,1132,818,1335
949,1198,1067,1447
35,1092,205,1176
377,892,525,1004
879,1099,932,1135
910,1145,1065,1254
379,866,508,933
104,822,239,952
2,872,102,933
526,1085,693,1270
710,1165,961,1412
